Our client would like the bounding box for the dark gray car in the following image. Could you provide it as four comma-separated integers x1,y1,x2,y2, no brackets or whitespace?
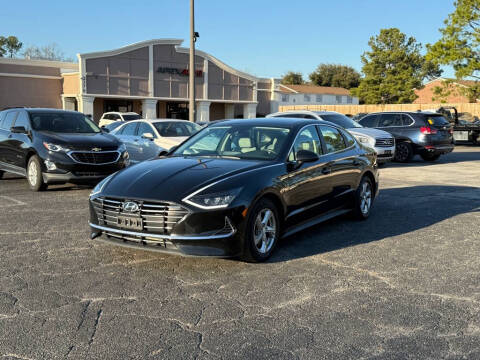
358,112,454,162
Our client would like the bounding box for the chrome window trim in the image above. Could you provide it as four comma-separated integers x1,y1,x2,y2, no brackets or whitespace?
67,150,121,165
90,222,236,240
370,112,417,128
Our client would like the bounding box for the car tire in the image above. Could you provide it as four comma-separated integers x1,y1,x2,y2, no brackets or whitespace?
352,176,374,220
394,142,413,162
421,153,440,162
242,198,280,262
27,155,47,191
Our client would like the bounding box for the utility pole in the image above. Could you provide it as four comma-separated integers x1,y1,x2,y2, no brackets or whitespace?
189,0,195,122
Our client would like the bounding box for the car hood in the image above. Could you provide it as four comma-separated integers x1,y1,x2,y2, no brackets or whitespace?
155,136,188,150
348,128,392,139
102,156,268,201
36,131,120,150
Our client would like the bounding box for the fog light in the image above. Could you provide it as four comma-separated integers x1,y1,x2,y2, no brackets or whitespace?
44,160,57,171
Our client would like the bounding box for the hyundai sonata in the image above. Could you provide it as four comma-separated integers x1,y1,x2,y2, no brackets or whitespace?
89,118,379,262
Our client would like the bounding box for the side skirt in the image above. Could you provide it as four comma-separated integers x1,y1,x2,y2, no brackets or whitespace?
0,161,26,177
281,207,352,239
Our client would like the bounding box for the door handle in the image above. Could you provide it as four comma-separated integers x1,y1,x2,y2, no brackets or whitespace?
322,167,331,175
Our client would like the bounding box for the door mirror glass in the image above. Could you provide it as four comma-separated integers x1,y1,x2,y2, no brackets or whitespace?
296,149,319,163
10,126,27,134
158,149,169,157
101,126,110,133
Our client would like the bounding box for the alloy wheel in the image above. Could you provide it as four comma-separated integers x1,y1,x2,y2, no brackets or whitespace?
360,181,372,215
253,208,277,254
395,143,409,162
28,161,38,187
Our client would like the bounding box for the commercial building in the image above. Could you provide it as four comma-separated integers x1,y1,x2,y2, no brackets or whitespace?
0,39,357,121
276,84,359,106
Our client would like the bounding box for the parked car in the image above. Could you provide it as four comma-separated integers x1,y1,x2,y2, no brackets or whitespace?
101,121,125,133
89,118,379,262
358,111,454,162
110,119,201,164
98,112,141,127
0,108,129,191
267,110,395,163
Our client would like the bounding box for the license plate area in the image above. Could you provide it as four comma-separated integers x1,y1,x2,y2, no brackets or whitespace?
117,215,143,231
383,150,392,155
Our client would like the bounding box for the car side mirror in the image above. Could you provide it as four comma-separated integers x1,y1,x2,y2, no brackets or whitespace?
101,127,110,133
142,132,154,140
296,149,319,163
11,126,27,134
158,150,169,157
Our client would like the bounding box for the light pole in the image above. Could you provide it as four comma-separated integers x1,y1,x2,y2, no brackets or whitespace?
189,0,195,122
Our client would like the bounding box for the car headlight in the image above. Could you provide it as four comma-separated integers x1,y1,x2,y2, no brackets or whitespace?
43,142,70,152
118,143,127,152
183,188,242,209
90,173,115,197
356,136,375,146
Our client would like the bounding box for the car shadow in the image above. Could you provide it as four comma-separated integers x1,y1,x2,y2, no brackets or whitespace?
383,150,480,168
270,185,480,263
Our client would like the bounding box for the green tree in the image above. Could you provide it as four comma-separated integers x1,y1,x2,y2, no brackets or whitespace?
355,28,442,104
431,79,459,103
281,71,304,85
426,0,480,80
3,36,22,58
309,64,361,89
0,37,6,57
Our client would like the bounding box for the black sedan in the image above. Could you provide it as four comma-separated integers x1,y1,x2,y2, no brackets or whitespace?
89,118,379,262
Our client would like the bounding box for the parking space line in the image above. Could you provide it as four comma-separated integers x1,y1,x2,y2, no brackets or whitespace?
0,195,27,206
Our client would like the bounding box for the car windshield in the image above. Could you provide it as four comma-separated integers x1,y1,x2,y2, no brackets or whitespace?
122,114,142,121
317,113,363,128
153,121,201,137
30,112,101,133
173,125,291,161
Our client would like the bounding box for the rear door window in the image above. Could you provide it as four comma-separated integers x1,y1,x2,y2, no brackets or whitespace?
137,122,156,137
378,114,396,127
318,125,346,153
402,115,414,126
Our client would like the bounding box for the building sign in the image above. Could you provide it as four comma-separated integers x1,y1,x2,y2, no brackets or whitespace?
157,67,203,77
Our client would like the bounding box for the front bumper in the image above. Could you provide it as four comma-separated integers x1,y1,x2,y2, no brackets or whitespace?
41,151,128,184
89,199,246,257
374,146,395,163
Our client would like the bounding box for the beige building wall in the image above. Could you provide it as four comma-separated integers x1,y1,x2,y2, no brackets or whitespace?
0,76,63,109
62,73,79,95
210,103,225,121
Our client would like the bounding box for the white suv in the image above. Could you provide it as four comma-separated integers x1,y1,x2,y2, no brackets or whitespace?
99,112,141,127
267,110,395,163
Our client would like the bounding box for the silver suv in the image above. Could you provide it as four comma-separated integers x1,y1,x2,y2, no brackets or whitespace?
267,110,395,163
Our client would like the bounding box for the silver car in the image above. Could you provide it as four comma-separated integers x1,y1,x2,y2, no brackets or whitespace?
111,119,201,164
267,110,395,162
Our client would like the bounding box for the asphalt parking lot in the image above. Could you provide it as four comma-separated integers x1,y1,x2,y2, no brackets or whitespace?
1,146,479,359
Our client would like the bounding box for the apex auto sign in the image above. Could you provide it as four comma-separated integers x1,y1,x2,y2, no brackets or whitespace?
157,67,203,77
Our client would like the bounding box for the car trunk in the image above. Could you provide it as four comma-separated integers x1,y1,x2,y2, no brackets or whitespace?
424,115,452,146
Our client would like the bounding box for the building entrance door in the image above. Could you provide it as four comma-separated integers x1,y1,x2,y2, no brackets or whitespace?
104,100,134,113
166,102,188,120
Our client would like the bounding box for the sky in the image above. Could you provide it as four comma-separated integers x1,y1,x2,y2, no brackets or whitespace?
0,0,456,79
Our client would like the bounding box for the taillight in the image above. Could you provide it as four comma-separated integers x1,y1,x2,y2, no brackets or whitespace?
420,126,437,135
448,128,453,134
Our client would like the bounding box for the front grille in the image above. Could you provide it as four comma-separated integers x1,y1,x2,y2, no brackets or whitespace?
91,197,189,235
375,138,394,147
70,151,120,164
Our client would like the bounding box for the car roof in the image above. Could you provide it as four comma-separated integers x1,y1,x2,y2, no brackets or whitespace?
210,117,332,129
103,111,139,115
126,119,196,124
267,110,344,117
22,108,82,115
367,111,424,115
